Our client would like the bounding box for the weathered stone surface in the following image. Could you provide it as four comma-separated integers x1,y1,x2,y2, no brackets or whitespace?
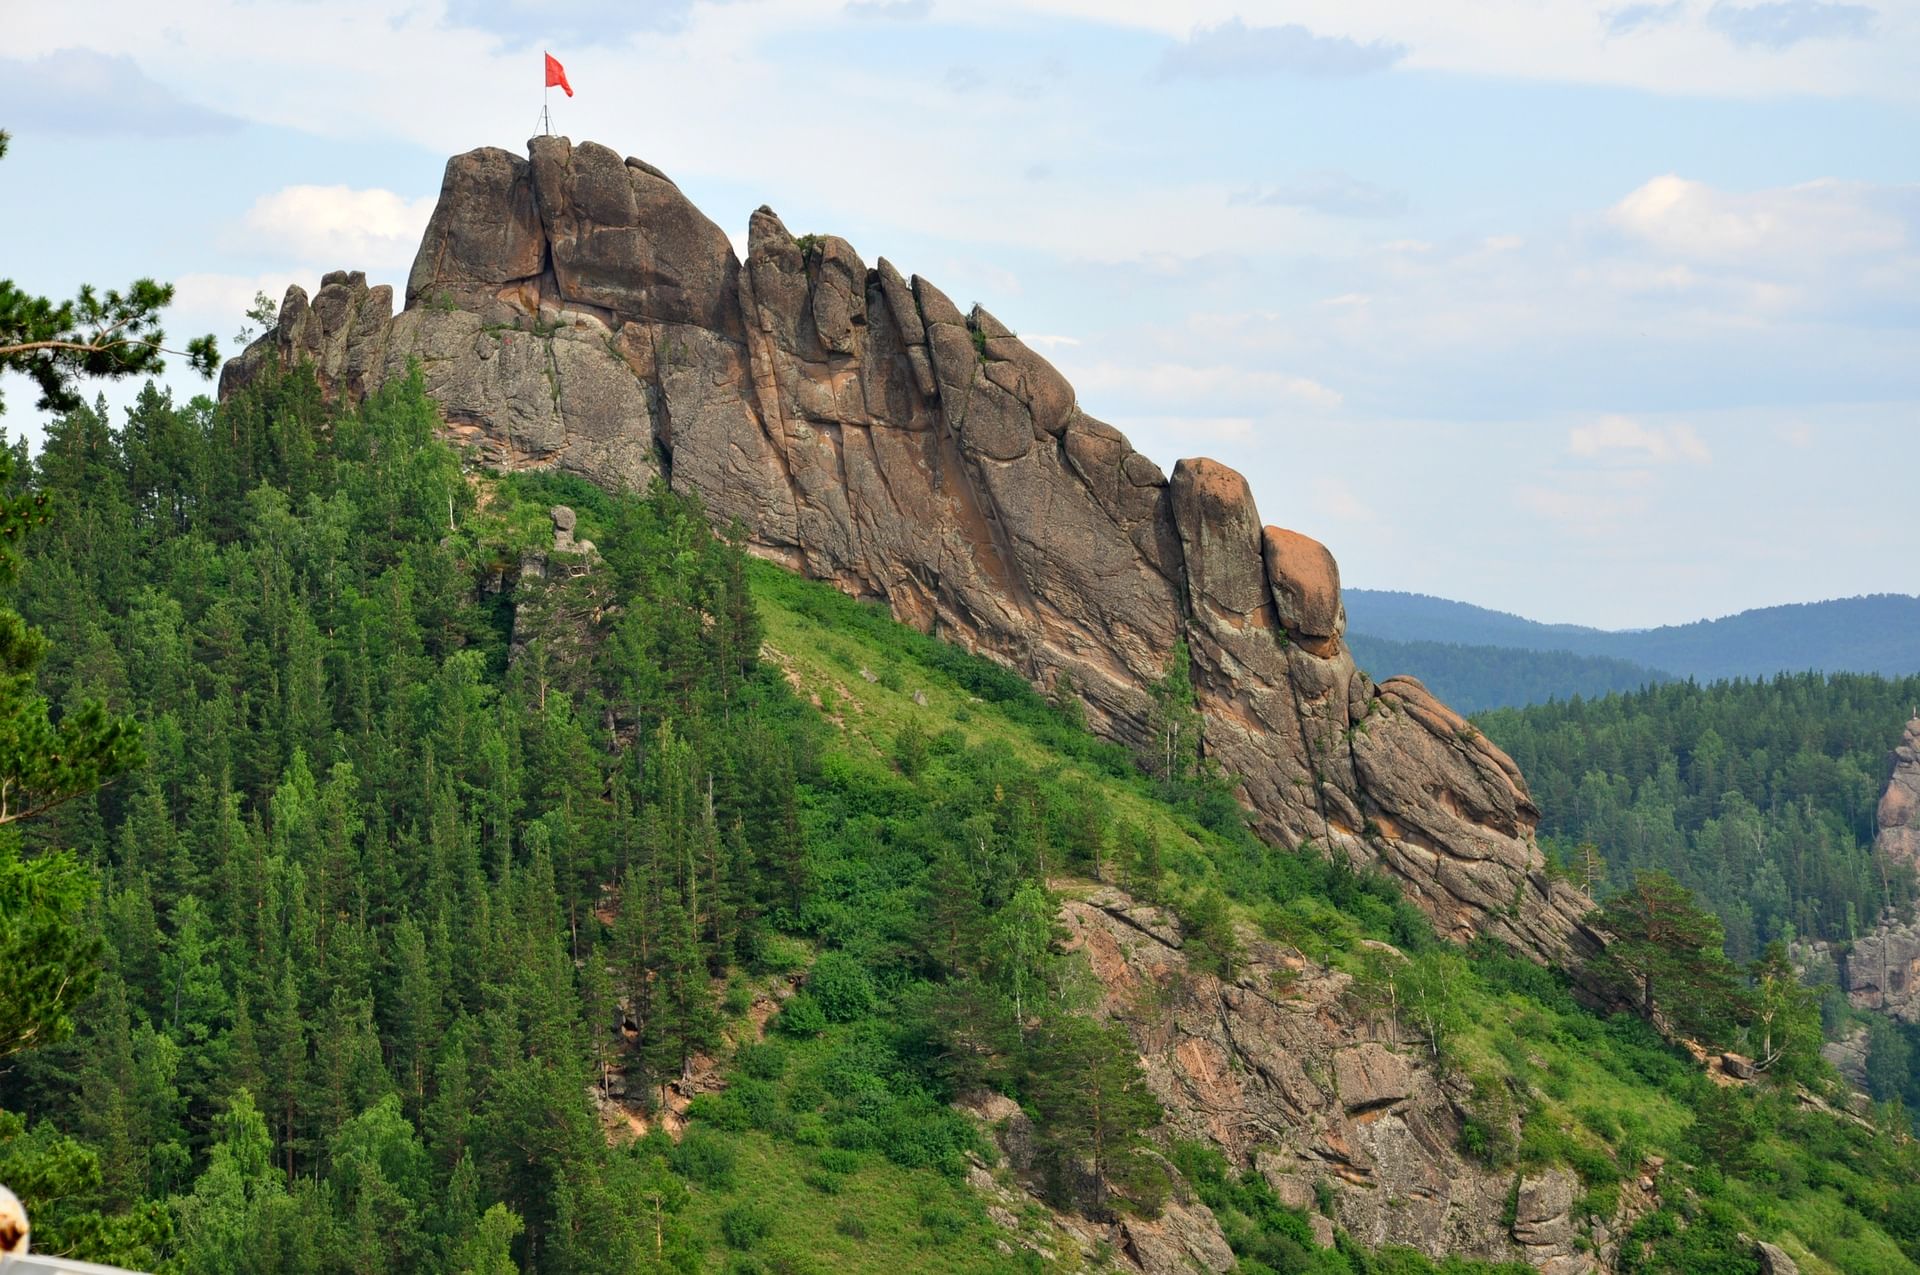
406,146,544,308
1757,1239,1800,1275
1841,718,1920,1024
1821,1023,1870,1087
529,137,743,335
1058,886,1591,1270
1263,525,1344,653
1879,718,1920,873
219,134,1596,970
1334,1043,1413,1113
1116,1196,1238,1275
1512,1171,1579,1251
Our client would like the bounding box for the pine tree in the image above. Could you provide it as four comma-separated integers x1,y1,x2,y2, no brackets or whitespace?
1022,1016,1163,1217
1586,869,1745,1044
0,129,217,417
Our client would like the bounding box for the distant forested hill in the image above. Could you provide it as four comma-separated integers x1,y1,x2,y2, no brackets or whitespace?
1347,590,1920,684
1476,672,1920,959
1476,671,1920,1125
1347,633,1670,713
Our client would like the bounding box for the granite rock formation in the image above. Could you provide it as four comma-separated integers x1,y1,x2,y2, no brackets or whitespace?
1839,717,1920,1023
1875,717,1920,874
221,136,1599,966
1058,885,1602,1273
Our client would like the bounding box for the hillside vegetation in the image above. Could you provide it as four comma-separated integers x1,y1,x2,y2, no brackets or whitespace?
1476,674,1920,1137
2,370,1919,1274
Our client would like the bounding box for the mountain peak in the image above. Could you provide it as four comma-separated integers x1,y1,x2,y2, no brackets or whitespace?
221,136,1600,968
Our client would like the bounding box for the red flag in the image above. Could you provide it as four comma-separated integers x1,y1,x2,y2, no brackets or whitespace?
545,52,573,97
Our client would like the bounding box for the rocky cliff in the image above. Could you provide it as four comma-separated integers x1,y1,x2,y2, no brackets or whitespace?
1840,717,1920,1023
1054,886,1603,1274
221,135,1598,967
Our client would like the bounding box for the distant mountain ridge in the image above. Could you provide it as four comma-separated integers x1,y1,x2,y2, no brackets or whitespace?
1344,633,1671,714
1347,590,1920,687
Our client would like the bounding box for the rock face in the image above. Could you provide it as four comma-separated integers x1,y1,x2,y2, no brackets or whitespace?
1058,886,1598,1272
1878,718,1920,874
221,135,1600,966
1840,717,1920,1023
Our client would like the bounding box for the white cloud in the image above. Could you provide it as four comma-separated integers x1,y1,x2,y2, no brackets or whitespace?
1568,415,1712,464
1159,19,1406,79
1068,361,1343,412
1104,414,1256,444
1018,333,1080,349
239,185,438,272
0,48,237,138
1706,0,1876,50
1608,174,1914,265
174,271,311,322
1310,476,1377,523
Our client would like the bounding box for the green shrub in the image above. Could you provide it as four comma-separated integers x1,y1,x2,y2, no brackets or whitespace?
808,953,876,1022
737,1041,789,1081
671,1129,738,1188
687,1092,752,1131
721,1202,775,1249
776,993,828,1038
817,1148,862,1174
920,1205,968,1242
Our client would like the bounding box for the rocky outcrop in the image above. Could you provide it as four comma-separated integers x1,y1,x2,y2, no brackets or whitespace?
221,135,1600,967
1057,885,1598,1272
1839,717,1920,1023
1877,718,1920,873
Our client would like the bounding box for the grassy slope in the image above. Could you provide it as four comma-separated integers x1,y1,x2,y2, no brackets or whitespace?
740,559,1920,1275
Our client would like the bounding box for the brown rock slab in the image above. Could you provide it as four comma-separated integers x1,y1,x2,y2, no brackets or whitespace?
1263,524,1344,650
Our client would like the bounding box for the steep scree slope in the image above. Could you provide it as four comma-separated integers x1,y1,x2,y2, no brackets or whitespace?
221,136,1598,966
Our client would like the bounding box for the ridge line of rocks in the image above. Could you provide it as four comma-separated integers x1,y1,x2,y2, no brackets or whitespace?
221,135,1601,970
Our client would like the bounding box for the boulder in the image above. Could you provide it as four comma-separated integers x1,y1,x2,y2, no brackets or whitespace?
406,146,544,307
1262,525,1344,654
1171,458,1273,622
1333,1043,1413,1113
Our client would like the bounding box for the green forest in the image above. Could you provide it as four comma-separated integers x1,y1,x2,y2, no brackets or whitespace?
1477,676,1920,958
4,368,1920,1275
1476,674,1920,1135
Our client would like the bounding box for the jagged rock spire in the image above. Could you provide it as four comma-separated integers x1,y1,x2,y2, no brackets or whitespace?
221,136,1601,968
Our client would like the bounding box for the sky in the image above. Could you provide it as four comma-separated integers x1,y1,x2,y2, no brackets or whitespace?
1,0,1915,628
